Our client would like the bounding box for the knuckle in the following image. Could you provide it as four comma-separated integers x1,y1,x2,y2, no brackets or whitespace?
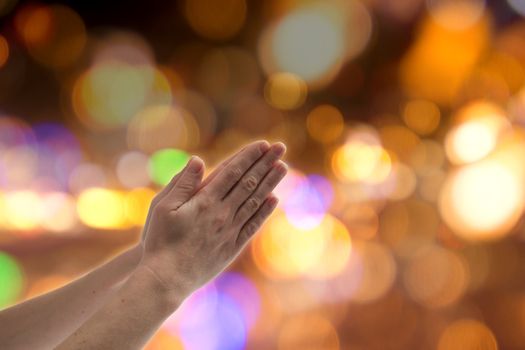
197,197,211,211
243,176,258,192
213,210,230,226
154,201,172,217
177,180,195,192
246,197,260,211
227,167,243,179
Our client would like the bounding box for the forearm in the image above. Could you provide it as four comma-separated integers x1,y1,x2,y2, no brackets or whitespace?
0,244,143,350
56,265,181,350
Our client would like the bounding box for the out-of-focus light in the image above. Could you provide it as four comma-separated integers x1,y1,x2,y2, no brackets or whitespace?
277,314,339,350
230,95,284,136
311,239,395,304
386,163,417,201
253,212,322,279
419,170,446,202
273,169,306,203
68,163,107,195
165,284,247,350
15,5,86,68
72,61,171,130
439,160,524,241
446,121,497,163
437,319,497,350
0,116,35,148
148,149,190,186
252,212,351,280
145,330,184,350
264,72,307,110
332,140,391,184
127,105,195,153
77,188,128,229
2,145,38,189
184,0,247,40
124,188,155,227
306,105,344,144
266,4,345,84
40,192,77,233
409,139,445,176
259,1,371,87
427,0,486,30
0,252,24,308
508,0,525,16
213,273,261,331
172,90,217,147
116,151,151,189
341,203,378,240
380,199,440,259
402,99,441,135
284,174,333,229
445,101,509,164
197,47,260,105
403,245,469,308
0,35,8,68
306,214,352,279
4,191,44,230
343,241,396,303
400,5,489,105
379,125,420,162
32,123,83,190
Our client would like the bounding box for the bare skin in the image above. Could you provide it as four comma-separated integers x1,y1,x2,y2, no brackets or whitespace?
0,140,287,349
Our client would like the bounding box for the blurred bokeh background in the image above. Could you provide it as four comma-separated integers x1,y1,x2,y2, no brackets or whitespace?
2,0,525,348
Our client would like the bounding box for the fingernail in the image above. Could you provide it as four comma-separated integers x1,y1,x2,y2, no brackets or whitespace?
188,156,204,172
276,161,288,173
269,196,279,207
272,142,286,156
259,140,271,152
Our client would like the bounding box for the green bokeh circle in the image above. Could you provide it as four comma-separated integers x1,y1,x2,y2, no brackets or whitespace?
0,252,24,309
149,148,190,186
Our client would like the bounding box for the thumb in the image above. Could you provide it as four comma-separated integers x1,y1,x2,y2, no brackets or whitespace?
166,156,205,209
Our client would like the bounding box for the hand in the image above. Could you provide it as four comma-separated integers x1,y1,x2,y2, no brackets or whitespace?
139,144,250,245
140,141,287,300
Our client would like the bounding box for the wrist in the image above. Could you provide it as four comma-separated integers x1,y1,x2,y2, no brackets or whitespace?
132,263,187,310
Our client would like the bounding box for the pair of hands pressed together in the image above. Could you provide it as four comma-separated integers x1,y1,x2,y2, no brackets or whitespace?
0,140,287,350
138,140,287,303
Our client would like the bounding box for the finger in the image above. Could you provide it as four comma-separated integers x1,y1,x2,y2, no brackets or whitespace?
165,156,205,209
224,142,286,210
197,149,240,191
141,163,186,241
205,140,270,198
233,160,287,226
235,194,279,249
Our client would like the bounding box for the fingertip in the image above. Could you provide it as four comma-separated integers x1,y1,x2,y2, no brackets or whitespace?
188,156,205,173
272,142,286,156
257,140,271,153
268,194,279,207
275,160,288,174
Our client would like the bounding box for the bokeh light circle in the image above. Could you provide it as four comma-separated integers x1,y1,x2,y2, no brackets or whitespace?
184,0,247,40
76,188,128,229
0,252,24,308
403,245,469,308
437,319,497,350
264,72,307,110
439,160,524,241
148,149,190,186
